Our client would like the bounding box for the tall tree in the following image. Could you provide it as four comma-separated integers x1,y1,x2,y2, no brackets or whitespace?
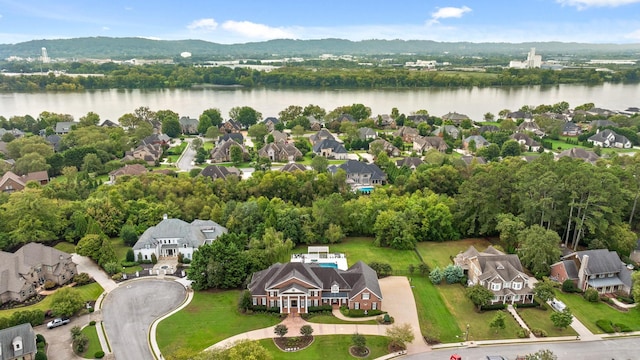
517,225,562,278
201,108,223,127
230,106,261,128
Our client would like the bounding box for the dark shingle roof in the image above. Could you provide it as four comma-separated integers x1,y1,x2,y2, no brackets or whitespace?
313,139,347,154
576,249,624,275
332,160,386,181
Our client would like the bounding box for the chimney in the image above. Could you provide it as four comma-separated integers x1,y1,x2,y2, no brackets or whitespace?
577,254,589,291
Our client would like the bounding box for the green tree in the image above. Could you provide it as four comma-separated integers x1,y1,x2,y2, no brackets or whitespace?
120,224,138,247
197,114,213,135
501,139,522,157
201,108,223,127
247,123,268,143
632,271,640,303
385,323,415,350
443,265,464,284
477,143,501,161
489,310,507,333
162,116,181,138
230,106,261,128
324,223,344,244
50,288,84,317
495,213,526,254
230,145,243,165
81,153,102,173
429,267,443,284
191,138,204,151
78,111,100,127
292,125,305,138
225,340,272,360
278,105,303,123
205,126,220,140
550,308,573,329
517,225,562,278
310,156,328,173
525,349,557,360
14,152,50,175
466,284,494,310
300,325,314,338
274,324,288,338
533,278,557,302
351,333,367,355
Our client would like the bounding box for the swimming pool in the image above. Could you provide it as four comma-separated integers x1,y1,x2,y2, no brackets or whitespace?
318,263,338,269
358,186,374,193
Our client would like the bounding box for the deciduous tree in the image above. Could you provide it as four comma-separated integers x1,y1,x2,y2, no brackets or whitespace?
50,288,84,317
466,284,494,310
517,225,562,278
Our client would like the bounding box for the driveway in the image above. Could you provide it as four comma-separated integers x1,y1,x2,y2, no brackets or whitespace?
35,314,87,360
102,279,186,360
176,138,196,171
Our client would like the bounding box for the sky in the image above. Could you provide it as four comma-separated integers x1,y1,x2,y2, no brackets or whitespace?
1,0,640,45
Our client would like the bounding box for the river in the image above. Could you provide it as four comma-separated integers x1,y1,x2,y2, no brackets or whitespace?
1,83,639,121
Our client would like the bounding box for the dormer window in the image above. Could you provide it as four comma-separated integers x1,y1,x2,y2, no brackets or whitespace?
496,263,504,270
512,282,522,290
12,336,23,352
331,284,339,293
491,282,501,291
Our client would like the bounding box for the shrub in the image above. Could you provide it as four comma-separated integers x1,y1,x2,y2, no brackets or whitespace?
368,262,392,278
417,263,430,276
584,288,599,302
562,279,578,293
120,224,138,247
300,324,314,337
514,301,540,308
150,253,158,264
125,248,135,262
346,309,384,317
530,328,547,337
89,320,96,326
429,267,443,284
94,350,105,358
617,296,635,304
614,323,631,332
516,328,530,338
43,280,56,290
177,252,184,264
120,261,138,267
73,273,92,286
35,351,47,360
307,305,332,313
182,257,191,264
480,303,507,311
103,261,120,275
596,320,615,333
36,334,46,344
443,265,464,284
111,273,123,281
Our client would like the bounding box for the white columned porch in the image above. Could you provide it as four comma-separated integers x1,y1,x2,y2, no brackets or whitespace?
279,295,283,313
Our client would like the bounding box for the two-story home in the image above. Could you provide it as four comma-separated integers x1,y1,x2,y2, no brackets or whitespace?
108,164,148,183
199,165,241,181
432,125,461,139
588,129,632,149
328,160,387,187
210,139,248,163
413,136,448,154
258,142,303,162
561,122,582,136
510,133,541,152
220,120,243,133
133,216,227,262
312,139,348,160
369,139,400,157
454,246,534,305
357,127,377,141
122,143,163,165
262,117,281,132
308,129,335,146
0,323,37,360
0,171,50,194
247,261,382,314
550,249,632,296
0,243,77,305
463,135,490,150
179,117,199,135
441,112,470,126
393,126,419,143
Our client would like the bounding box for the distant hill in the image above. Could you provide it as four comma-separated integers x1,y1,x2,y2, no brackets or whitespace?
2,37,640,59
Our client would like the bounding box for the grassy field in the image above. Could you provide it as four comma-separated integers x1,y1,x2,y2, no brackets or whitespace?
555,291,640,334
410,276,460,343
258,335,389,359
304,314,377,325
516,306,577,337
415,238,492,268
54,241,77,254
0,283,104,318
547,139,589,151
157,290,281,356
80,324,102,359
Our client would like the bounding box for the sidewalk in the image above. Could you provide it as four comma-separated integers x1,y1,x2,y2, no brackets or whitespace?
506,305,534,338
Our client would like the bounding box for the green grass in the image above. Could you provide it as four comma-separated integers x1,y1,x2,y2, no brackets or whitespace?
547,139,588,151
555,291,640,334
0,283,104,318
157,290,281,356
411,276,460,343
258,335,389,359
304,314,377,325
80,324,103,359
416,238,492,269
109,237,130,262
437,284,522,341
54,241,77,254
516,306,577,337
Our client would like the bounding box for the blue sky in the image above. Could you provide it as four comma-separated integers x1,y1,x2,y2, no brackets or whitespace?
1,0,640,44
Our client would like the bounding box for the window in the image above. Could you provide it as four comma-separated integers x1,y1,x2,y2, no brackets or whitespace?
608,273,614,277
261,298,266,306
331,284,339,293
252,298,257,306
269,300,275,307
503,282,510,289
354,302,359,310
512,282,522,290
362,292,370,300
491,283,501,291
372,302,377,310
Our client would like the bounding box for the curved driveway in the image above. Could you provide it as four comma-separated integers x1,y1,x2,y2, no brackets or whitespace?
102,279,186,360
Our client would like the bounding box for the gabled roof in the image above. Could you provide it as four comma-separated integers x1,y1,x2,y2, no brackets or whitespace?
263,117,280,124
556,148,600,163
218,133,244,144
336,114,356,122
506,111,533,119
332,160,386,180
478,125,500,133
55,121,77,133
179,117,199,126
588,129,630,145
460,155,487,165
109,164,147,177
345,261,383,299
200,165,241,180
574,249,625,275
280,163,308,172
358,127,376,139
309,129,335,144
442,112,470,122
133,218,227,250
100,119,119,127
464,135,489,146
393,126,419,138
396,157,424,169
589,119,618,129
313,139,347,154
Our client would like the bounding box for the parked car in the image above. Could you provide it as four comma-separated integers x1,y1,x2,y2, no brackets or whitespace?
550,299,567,312
47,317,70,329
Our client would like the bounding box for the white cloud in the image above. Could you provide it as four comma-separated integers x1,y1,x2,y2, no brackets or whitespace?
221,20,295,40
557,0,640,9
429,6,472,24
625,29,640,39
102,26,110,31
187,18,218,32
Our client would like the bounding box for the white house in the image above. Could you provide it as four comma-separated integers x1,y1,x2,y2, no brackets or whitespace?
588,129,632,149
133,216,227,262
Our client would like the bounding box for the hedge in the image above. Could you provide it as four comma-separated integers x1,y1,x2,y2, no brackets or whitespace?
514,301,540,309
596,320,615,333
480,303,507,311
307,305,333,313
95,350,105,358
250,306,280,313
346,309,384,317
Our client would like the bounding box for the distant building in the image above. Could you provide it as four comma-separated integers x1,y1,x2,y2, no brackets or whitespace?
509,48,542,69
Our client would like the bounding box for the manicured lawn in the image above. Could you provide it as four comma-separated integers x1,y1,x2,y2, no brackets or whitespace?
157,290,281,356
258,335,389,359
0,283,104,318
109,237,130,263
437,284,521,341
416,238,492,268
410,276,460,343
304,314,377,325
555,291,640,334
547,139,588,151
54,241,77,254
80,324,102,359
516,306,577,337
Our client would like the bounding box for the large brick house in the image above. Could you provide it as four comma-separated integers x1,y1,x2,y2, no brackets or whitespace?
247,261,382,314
550,249,632,295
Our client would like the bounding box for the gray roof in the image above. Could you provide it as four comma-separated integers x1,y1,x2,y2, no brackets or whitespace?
590,120,618,128
280,163,308,172
200,165,240,180
464,135,490,146
0,323,36,360
396,157,424,169
588,129,630,145
313,139,347,154
562,259,579,279
218,133,244,144
331,160,386,181
133,218,227,250
357,127,377,139
575,249,625,275
309,129,335,144
557,148,599,163
54,121,77,134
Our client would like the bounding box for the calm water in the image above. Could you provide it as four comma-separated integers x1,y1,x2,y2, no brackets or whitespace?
1,83,639,121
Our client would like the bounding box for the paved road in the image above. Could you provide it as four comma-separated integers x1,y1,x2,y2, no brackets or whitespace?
176,138,196,171
102,279,186,360
403,337,640,360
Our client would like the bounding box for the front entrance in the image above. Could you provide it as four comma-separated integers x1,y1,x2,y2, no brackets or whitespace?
291,299,298,308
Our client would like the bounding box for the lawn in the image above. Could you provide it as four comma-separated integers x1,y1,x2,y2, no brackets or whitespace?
410,276,460,343
258,335,390,359
416,238,492,269
437,284,522,341
0,283,104,318
304,314,377,325
516,306,577,337
547,139,588,151
54,241,77,254
555,291,640,334
156,290,281,356
80,324,102,359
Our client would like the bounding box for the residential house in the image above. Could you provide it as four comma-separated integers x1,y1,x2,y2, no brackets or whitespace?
312,139,348,160
140,133,170,146
307,116,323,131
268,130,288,144
587,107,618,118
413,136,448,153
258,142,303,162
588,129,632,149
478,125,500,134
0,129,24,139
108,164,148,183
463,135,490,150
329,160,387,186
406,114,429,124
510,133,541,152
0,323,37,360
218,133,244,145
550,249,632,296
441,112,470,125
54,121,78,135
100,119,119,127
123,143,163,166
454,246,534,304
561,122,582,136
460,155,487,166
396,157,424,170
0,243,77,305
335,114,356,123
516,119,545,137
0,171,50,194
506,111,533,121
357,127,377,141
45,134,62,152
247,261,382,314
262,117,281,132
376,114,396,129
393,126,419,142
133,216,227,262
369,139,400,157
280,163,308,172
309,129,335,146
179,117,199,135
556,148,600,164
210,139,247,163
0,142,8,157
200,165,241,181
432,125,461,139
220,120,243,133
588,119,618,130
